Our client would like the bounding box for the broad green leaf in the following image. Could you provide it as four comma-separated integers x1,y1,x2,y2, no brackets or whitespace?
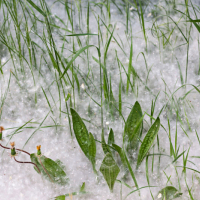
100,153,120,192
137,117,160,167
157,186,182,200
108,129,115,145
70,108,89,158
88,132,97,173
30,154,68,185
70,109,96,172
124,101,143,150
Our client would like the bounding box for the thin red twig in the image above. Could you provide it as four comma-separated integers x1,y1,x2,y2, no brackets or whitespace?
0,143,30,155
14,157,41,173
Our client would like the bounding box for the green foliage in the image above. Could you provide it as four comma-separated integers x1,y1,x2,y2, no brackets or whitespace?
124,101,143,151
101,130,111,154
108,128,115,145
30,154,68,185
137,117,160,167
157,186,182,200
70,108,90,157
70,108,96,172
100,152,120,192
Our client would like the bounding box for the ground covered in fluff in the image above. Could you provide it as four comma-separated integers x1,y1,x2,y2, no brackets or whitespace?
1,0,200,199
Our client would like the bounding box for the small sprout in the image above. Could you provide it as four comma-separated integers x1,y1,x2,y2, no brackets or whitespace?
0,126,4,140
37,145,41,155
10,142,16,157
65,93,71,101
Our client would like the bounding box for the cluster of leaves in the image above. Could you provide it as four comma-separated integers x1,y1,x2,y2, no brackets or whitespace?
0,100,182,199
70,101,163,194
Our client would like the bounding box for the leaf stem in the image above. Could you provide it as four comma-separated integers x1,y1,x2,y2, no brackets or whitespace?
0,143,30,155
14,157,41,173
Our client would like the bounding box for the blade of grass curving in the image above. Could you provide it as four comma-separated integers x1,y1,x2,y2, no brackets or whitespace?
126,37,133,93
23,111,50,148
100,18,127,56
41,87,53,114
124,186,157,200
25,0,46,17
139,0,147,49
195,130,200,145
65,33,98,36
0,72,11,120
60,45,97,79
123,150,139,189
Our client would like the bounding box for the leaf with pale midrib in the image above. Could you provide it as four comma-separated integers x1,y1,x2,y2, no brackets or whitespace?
100,152,120,192
70,108,90,158
30,154,68,185
124,101,143,151
137,117,160,167
70,108,96,172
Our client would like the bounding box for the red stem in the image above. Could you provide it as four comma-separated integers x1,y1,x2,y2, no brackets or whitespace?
14,157,41,173
0,143,30,155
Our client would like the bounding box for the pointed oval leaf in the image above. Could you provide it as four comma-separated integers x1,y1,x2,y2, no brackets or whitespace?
157,186,182,200
30,153,68,185
70,108,89,158
137,117,160,167
100,153,120,192
124,101,143,150
108,128,115,145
